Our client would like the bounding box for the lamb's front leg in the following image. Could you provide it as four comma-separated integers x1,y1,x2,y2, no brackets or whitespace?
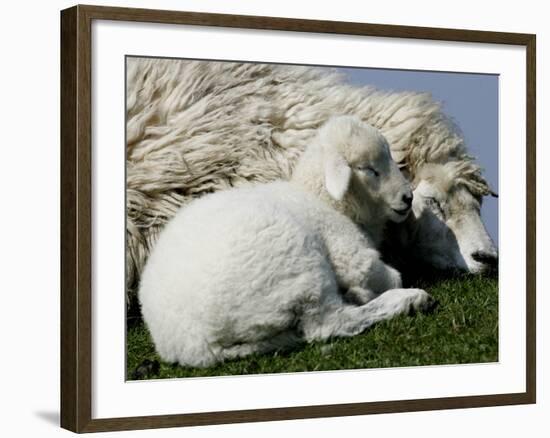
302,288,436,341
330,243,402,305
343,286,378,305
320,219,402,305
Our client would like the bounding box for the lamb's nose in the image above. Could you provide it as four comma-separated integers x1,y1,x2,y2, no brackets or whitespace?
402,192,413,207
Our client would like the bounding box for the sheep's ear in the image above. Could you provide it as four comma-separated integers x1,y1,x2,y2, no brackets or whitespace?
324,150,352,201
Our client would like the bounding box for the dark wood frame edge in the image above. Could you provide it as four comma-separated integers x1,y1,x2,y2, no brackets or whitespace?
60,4,536,433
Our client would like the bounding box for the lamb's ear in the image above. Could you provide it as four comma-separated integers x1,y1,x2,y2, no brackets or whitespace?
324,149,352,201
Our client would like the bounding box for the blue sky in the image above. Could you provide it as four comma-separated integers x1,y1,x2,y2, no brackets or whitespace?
338,67,499,247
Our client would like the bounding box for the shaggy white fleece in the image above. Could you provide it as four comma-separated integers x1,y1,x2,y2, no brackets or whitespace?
139,117,433,366
126,58,494,309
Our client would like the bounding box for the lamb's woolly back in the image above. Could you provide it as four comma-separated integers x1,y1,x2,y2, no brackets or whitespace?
126,58,491,309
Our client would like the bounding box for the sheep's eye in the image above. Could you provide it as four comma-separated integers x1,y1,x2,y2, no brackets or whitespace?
425,196,440,207
425,197,445,216
357,165,379,177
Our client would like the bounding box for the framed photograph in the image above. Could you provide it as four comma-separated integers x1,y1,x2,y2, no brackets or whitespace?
60,4,536,433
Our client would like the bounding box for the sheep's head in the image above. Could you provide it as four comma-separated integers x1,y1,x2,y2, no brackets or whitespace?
298,115,413,228
403,162,498,274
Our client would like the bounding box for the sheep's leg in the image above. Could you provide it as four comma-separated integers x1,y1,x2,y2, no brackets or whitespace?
302,288,435,341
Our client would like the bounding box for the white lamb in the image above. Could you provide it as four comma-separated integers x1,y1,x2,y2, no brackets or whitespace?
139,116,435,367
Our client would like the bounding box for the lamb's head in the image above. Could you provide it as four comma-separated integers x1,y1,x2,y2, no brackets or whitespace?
292,115,413,228
405,162,498,274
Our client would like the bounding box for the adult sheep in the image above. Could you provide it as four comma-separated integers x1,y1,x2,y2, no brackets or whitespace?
139,116,435,367
127,57,497,310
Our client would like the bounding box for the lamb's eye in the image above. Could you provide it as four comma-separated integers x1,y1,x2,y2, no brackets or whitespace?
357,165,379,177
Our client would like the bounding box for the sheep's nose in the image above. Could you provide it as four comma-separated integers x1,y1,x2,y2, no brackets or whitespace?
402,192,413,207
472,251,498,268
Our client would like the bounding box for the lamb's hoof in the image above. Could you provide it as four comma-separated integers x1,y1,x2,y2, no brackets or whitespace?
421,294,439,313
407,289,438,316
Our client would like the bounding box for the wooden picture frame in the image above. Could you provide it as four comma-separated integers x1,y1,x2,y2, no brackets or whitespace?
60,4,536,433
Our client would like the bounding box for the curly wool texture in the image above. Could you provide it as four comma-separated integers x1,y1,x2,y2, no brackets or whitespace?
126,57,491,308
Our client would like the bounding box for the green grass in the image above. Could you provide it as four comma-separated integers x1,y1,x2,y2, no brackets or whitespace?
126,274,498,379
